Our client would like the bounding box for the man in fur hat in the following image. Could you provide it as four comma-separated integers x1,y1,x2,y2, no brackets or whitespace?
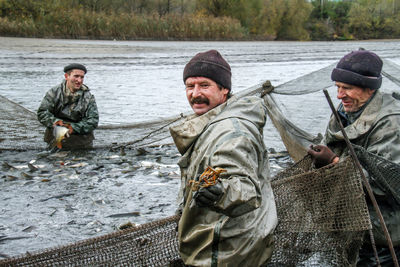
169,50,277,266
308,50,400,266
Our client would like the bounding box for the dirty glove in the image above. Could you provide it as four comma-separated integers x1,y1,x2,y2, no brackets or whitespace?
194,182,223,207
307,144,338,168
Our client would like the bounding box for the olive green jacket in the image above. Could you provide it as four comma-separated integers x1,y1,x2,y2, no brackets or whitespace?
37,81,99,134
324,91,400,246
170,96,277,267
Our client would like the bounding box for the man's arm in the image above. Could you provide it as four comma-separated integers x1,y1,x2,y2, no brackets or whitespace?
37,88,59,128
69,94,99,134
365,115,400,164
205,134,264,217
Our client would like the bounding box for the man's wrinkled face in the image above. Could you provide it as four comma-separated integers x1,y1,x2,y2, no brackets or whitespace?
185,77,229,115
336,81,375,112
65,69,85,93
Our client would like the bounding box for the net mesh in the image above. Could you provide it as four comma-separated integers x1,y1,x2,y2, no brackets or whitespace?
353,145,400,205
0,215,182,267
269,155,370,266
0,93,189,151
1,59,398,152
0,156,371,267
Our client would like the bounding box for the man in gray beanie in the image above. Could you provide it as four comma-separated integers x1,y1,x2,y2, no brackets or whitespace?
308,50,400,266
170,50,277,266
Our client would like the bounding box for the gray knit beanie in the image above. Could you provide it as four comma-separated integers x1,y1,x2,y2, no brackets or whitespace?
331,50,382,89
183,50,231,90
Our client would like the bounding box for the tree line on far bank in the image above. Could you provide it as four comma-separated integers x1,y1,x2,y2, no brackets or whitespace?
0,0,399,41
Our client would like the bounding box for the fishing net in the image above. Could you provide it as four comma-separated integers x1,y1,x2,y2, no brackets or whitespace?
0,95,43,151
268,155,370,266
263,92,323,162
381,59,400,87
0,93,190,151
1,60,399,153
353,145,400,205
0,155,370,267
0,215,182,267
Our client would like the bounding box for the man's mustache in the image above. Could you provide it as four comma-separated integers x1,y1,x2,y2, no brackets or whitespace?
191,97,209,105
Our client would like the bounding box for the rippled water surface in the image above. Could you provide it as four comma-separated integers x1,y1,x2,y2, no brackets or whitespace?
0,37,399,258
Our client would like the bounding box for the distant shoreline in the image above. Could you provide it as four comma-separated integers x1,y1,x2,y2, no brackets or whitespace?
2,36,400,43
2,1,399,42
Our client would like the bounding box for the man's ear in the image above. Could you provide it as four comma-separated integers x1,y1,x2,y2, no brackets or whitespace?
64,73,68,80
223,88,229,98
367,88,375,97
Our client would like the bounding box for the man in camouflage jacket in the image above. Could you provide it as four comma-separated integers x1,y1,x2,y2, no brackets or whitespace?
37,63,99,149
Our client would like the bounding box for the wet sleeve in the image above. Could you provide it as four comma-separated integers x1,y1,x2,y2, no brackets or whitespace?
211,133,263,217
70,94,99,134
37,89,60,128
366,115,400,164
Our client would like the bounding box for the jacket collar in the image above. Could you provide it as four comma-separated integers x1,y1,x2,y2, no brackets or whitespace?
337,90,377,126
62,80,88,95
327,91,383,140
169,97,235,155
61,81,89,104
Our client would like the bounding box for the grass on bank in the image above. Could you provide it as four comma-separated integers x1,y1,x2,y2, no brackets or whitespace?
0,10,247,41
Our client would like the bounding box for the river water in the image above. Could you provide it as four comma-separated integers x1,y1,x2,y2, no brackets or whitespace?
0,37,400,259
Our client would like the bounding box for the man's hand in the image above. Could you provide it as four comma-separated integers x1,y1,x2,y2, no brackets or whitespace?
307,144,339,168
194,182,223,207
53,120,73,134
53,120,65,127
64,123,73,135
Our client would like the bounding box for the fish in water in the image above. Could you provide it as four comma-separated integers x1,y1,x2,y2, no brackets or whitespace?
53,126,69,149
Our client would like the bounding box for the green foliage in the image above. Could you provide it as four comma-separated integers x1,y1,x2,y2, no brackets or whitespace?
308,0,353,40
224,0,259,29
0,17,37,36
0,5,245,40
0,0,400,40
195,0,234,17
329,1,352,36
347,0,400,39
251,0,285,39
307,0,400,40
276,0,312,40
